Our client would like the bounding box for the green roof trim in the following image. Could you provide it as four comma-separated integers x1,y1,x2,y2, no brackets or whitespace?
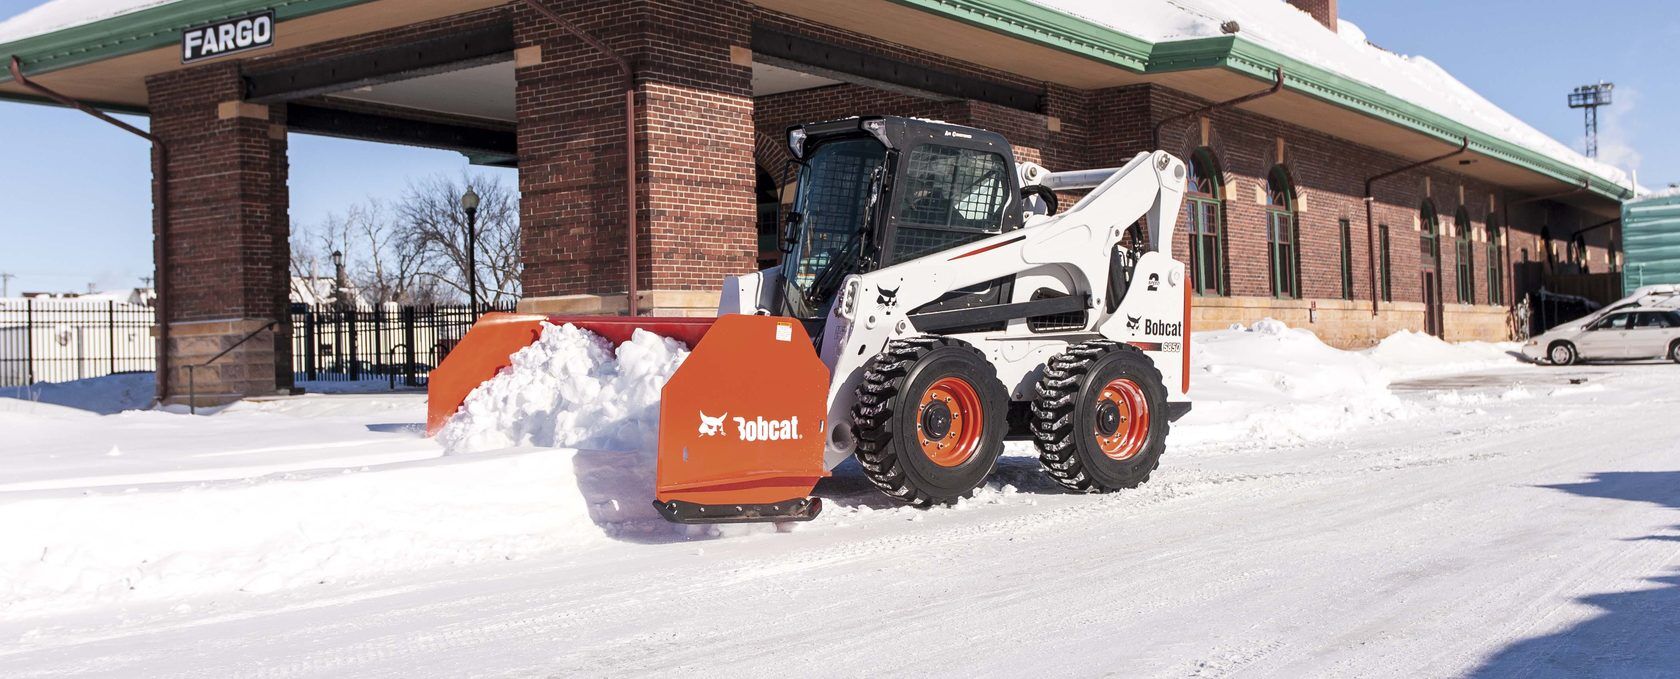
0,0,376,79
0,0,1633,202
886,0,1631,203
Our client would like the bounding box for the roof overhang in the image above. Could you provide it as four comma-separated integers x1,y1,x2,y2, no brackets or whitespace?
753,0,1631,216
0,0,1633,216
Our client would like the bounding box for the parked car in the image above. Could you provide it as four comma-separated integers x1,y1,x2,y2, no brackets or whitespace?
1522,308,1680,365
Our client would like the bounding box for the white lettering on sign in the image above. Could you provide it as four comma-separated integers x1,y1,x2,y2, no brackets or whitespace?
182,11,274,63
733,416,801,442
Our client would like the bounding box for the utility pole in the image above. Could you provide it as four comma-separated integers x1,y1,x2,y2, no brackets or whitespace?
1567,82,1614,158
0,272,13,298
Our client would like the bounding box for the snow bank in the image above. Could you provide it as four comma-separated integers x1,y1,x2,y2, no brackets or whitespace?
0,372,155,415
1360,331,1521,381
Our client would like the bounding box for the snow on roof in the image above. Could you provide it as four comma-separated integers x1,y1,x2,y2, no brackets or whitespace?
1032,0,1633,190
0,0,178,45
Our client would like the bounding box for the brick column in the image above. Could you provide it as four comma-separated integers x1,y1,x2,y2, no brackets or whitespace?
514,0,756,316
147,63,290,405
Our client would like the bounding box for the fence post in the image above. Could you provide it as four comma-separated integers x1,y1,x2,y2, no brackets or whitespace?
108,300,116,376
24,298,34,386
347,307,360,380
403,306,418,387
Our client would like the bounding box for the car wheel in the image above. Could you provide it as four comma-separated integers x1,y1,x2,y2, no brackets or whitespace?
1670,340,1680,364
1547,342,1577,366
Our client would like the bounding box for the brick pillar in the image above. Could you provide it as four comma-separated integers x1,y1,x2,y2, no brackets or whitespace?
147,63,291,405
1286,0,1338,32
514,0,757,316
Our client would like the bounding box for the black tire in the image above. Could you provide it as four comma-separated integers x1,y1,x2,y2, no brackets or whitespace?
1669,340,1680,364
1032,340,1169,493
852,337,1009,506
1547,341,1577,366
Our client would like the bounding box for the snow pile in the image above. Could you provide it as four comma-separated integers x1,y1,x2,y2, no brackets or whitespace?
0,372,155,415
0,0,177,44
1361,331,1521,381
1178,319,1401,447
1030,0,1632,188
437,323,688,454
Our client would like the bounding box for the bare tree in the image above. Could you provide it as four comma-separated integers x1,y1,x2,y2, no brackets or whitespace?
398,173,522,307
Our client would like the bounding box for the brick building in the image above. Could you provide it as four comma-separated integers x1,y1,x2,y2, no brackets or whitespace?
0,0,1632,404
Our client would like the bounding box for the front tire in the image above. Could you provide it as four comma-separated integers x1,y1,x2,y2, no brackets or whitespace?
1032,341,1170,492
1547,341,1577,366
852,337,1009,506
1669,340,1680,364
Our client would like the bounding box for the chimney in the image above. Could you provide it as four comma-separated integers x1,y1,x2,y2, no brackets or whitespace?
1287,0,1338,32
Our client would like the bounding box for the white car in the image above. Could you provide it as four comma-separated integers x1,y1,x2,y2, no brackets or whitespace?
1522,293,1680,365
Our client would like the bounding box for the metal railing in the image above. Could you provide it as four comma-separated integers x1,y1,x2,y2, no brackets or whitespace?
0,298,157,387
290,303,512,389
186,320,278,414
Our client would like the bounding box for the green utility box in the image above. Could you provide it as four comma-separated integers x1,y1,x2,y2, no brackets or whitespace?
1622,190,1680,295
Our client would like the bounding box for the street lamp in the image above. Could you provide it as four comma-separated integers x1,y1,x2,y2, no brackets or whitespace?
461,187,481,316
330,249,346,309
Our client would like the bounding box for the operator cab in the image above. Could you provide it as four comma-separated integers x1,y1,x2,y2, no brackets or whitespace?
774,116,1026,325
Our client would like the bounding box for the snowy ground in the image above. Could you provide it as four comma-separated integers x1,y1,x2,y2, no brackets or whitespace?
2,325,1678,677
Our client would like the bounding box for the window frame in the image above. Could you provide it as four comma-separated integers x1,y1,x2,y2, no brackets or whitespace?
882,142,1012,265
1485,218,1504,306
1338,218,1355,300
1184,148,1227,296
1265,165,1301,299
1378,223,1393,302
1455,208,1474,304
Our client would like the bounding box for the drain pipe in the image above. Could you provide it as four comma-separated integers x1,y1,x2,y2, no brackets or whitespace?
1151,67,1284,149
1362,136,1469,316
520,0,640,316
9,56,172,402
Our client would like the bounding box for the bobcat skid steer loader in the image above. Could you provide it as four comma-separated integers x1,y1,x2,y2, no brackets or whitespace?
428,116,1192,524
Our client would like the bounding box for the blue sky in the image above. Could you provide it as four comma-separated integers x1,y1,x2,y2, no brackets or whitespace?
0,0,1673,295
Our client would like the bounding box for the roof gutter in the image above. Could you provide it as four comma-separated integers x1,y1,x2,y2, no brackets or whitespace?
8,55,172,404
1151,67,1284,149
519,0,640,316
1363,136,1470,316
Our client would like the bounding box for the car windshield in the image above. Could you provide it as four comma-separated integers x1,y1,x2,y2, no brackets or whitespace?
780,137,886,319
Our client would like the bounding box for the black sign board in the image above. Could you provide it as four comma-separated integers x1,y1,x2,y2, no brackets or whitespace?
181,11,274,63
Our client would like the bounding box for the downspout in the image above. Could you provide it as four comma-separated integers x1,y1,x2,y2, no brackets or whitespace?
1151,67,1285,149
9,56,172,402
1362,136,1469,316
520,0,640,316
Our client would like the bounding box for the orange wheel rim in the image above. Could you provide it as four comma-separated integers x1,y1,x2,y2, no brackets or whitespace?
1094,378,1150,461
918,376,983,467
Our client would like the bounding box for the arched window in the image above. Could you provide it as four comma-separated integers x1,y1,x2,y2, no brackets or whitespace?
1420,201,1441,271
1485,214,1504,306
1184,148,1226,295
1455,207,1474,303
1265,166,1299,298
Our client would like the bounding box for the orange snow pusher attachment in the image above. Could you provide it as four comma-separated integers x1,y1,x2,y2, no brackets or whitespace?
427,313,831,524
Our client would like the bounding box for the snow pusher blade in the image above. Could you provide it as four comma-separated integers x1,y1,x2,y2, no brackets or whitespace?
425,312,715,436
653,314,830,524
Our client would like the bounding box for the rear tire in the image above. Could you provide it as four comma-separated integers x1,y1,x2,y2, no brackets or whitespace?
1032,340,1169,493
1547,341,1577,366
852,337,1009,506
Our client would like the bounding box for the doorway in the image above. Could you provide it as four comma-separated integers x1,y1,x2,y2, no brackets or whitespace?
1422,270,1443,337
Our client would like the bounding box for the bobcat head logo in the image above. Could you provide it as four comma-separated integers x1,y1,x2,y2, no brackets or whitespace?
876,285,900,308
1147,273,1160,291
1126,315,1142,331
697,411,728,437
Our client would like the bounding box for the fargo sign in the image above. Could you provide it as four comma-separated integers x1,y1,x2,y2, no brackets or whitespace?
181,11,274,63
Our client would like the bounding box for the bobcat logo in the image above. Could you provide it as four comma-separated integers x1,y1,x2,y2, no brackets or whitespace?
1126,315,1142,331
876,285,900,309
697,411,728,437
1147,273,1160,291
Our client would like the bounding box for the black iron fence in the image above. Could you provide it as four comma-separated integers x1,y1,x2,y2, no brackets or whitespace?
290,303,512,388
0,298,157,387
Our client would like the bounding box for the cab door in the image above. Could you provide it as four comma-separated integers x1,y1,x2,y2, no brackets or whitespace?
1577,313,1633,359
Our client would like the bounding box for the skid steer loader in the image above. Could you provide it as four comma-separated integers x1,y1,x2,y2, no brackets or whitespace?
428,116,1192,524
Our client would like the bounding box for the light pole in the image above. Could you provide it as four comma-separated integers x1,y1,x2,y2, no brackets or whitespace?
330,249,346,310
461,187,481,317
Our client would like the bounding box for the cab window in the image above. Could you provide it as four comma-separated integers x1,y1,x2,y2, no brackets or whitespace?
888,143,1009,263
